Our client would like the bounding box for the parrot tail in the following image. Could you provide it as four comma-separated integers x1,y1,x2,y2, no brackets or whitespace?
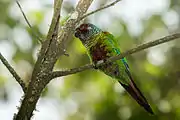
119,78,154,115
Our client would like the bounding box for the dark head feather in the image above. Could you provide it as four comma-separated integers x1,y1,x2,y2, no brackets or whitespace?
74,23,101,43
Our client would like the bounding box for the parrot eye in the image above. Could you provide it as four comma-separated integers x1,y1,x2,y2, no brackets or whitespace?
87,26,92,31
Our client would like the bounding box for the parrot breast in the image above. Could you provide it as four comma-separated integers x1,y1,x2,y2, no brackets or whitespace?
90,42,109,63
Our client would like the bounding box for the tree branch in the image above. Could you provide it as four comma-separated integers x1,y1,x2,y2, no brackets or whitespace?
14,0,63,120
15,0,94,120
79,0,121,21
16,0,42,42
0,52,26,92
57,0,94,56
51,33,180,79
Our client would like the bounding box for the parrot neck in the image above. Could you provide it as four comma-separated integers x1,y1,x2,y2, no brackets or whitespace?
83,33,101,49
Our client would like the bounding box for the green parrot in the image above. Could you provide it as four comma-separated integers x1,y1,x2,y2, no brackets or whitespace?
74,23,154,114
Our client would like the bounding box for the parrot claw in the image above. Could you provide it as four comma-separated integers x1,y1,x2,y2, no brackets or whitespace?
93,59,113,69
103,59,113,66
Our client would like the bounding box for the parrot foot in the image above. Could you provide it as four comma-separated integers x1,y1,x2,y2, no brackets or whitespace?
103,59,112,67
93,60,104,69
93,59,112,69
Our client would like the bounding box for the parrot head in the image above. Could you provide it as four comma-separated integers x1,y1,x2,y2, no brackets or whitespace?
75,23,101,46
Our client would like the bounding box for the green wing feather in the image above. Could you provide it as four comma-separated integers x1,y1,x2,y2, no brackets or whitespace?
93,32,154,114
88,31,130,85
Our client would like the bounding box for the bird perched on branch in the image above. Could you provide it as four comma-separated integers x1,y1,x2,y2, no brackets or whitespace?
74,23,154,114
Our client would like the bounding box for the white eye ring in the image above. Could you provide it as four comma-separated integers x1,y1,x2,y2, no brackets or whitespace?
87,26,92,30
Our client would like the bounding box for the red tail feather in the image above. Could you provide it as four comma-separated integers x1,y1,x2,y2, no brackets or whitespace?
119,79,154,114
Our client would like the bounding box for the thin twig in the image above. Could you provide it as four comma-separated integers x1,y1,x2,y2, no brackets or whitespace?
52,64,94,78
16,0,42,42
16,0,32,28
79,0,121,21
51,33,180,79
0,52,26,92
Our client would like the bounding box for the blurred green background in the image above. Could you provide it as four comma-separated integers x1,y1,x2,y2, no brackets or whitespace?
0,0,180,120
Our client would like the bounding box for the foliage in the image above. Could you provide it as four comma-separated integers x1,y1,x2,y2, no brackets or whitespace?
0,0,180,120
